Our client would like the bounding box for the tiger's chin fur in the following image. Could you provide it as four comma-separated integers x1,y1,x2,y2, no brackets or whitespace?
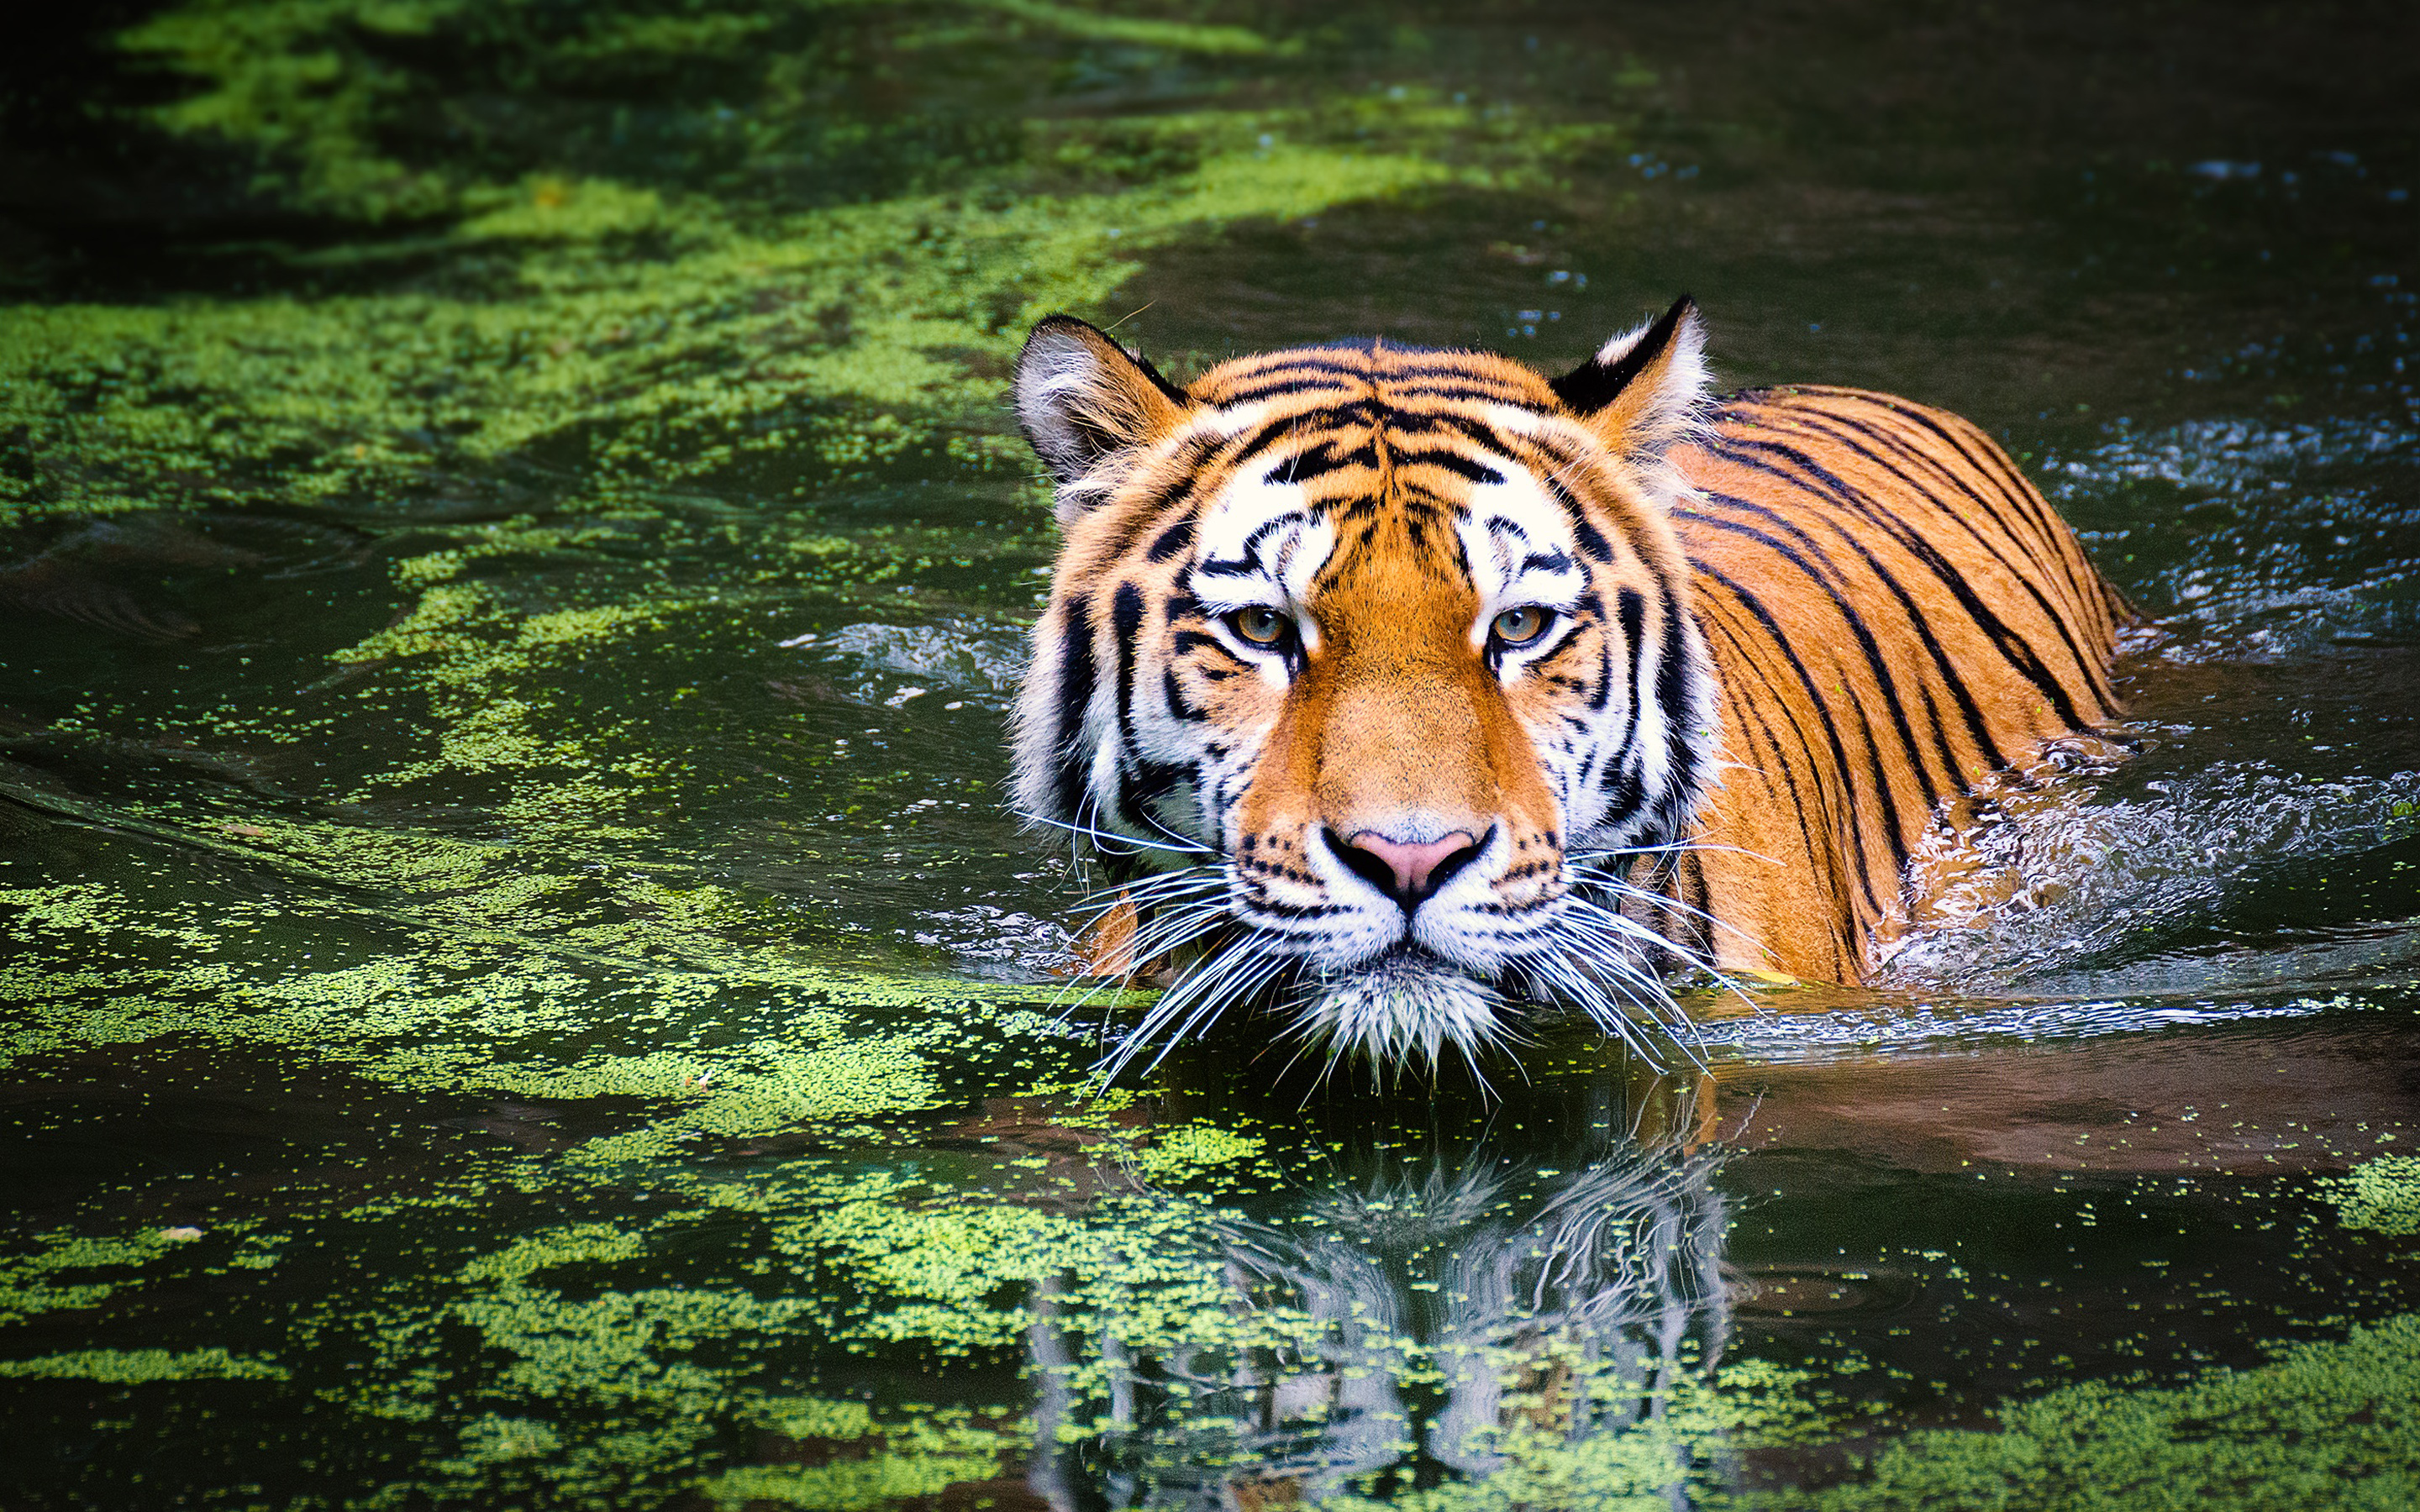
1011,297,2128,1079
1294,949,1507,1074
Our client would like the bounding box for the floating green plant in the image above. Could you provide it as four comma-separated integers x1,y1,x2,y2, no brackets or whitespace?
1791,1314,2420,1512
2323,1155,2420,1238
0,1347,287,1382
5,1,1623,526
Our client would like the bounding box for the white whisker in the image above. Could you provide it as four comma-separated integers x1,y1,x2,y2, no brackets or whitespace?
1569,837,1781,869
1015,808,1214,857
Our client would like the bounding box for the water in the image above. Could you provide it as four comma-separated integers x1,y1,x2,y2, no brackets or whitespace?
3,3,2417,1507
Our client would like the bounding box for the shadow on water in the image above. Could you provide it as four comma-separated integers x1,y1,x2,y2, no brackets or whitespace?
3,0,2420,1506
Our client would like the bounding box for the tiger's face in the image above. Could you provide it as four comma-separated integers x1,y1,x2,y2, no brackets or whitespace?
1012,298,1720,1072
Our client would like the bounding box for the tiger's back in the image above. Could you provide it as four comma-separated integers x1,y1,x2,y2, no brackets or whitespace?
1665,386,2129,982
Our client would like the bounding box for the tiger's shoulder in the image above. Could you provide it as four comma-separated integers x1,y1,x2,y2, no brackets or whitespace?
1657,383,2133,980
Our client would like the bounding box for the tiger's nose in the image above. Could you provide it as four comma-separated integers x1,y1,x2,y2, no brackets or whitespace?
1328,827,1485,912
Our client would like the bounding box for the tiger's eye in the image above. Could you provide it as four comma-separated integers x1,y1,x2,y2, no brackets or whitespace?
1233,606,1292,645
1492,606,1549,645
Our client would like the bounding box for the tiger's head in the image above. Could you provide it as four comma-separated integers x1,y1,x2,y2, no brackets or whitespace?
1011,297,1721,1074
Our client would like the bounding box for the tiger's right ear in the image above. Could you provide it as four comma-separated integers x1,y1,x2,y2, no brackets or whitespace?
1013,317,1193,509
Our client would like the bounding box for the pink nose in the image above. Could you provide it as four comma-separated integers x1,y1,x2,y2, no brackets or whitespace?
1335,828,1482,910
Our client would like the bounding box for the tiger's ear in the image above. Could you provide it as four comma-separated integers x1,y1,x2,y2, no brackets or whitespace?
1548,295,1708,459
1013,316,1193,507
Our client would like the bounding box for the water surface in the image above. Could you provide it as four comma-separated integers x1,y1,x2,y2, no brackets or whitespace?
3,3,2417,1507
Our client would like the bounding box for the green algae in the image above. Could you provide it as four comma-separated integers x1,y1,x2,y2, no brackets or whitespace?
1790,1314,2420,1512
18,1045,2417,1512
8,0,1624,523
2323,1156,2420,1238
336,1134,1776,1505
324,574,687,790
0,1347,287,1382
446,1414,564,1466
0,1230,182,1326
0,0,1601,1204
0,868,1080,1126
115,0,1281,227
0,496,1134,1119
1321,1358,1827,1512
0,1121,1312,1505
0,134,1473,521
118,0,481,223
0,557,1122,1112
695,1418,1014,1510
1129,1122,1265,1182
978,0,1281,58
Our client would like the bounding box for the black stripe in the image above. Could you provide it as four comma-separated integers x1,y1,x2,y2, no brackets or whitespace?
1146,508,1198,563
1791,397,2098,639
1599,763,1642,828
1241,512,1304,559
1387,384,1545,407
1396,449,1505,484
1537,473,1616,562
1586,620,1615,712
1280,439,1382,484
1708,432,2097,734
1228,418,1304,471
1822,389,2073,559
1686,496,1962,807
1251,898,1349,921
1594,588,1650,816
1050,595,1097,823
1800,397,2120,704
1528,433,1670,569
1693,480,2007,783
1111,583,1147,769
1694,512,1936,827
1213,377,1355,405
1694,561,1902,913
1197,507,1312,579
1163,665,1206,722
1107,582,1167,835
1095,462,1208,564
1696,597,1856,924
1650,579,1703,816
1428,411,1527,456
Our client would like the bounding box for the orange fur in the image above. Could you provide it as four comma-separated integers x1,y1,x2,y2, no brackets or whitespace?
1668,386,2128,978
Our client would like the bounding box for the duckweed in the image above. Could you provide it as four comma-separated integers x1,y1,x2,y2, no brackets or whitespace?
0,1230,182,1326
1796,1315,2420,1512
10,0,1615,526
2323,1155,2420,1238
0,1348,288,1382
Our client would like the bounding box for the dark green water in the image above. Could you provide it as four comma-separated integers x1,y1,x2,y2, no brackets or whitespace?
3,3,2418,1507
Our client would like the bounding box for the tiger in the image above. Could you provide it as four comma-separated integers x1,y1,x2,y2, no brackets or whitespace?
1008,296,2130,1073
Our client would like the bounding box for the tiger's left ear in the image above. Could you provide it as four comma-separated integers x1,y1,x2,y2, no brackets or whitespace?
1548,295,1709,459
1014,316,1194,516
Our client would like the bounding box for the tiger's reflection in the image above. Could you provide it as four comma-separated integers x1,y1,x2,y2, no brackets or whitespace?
1015,1086,1733,1510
